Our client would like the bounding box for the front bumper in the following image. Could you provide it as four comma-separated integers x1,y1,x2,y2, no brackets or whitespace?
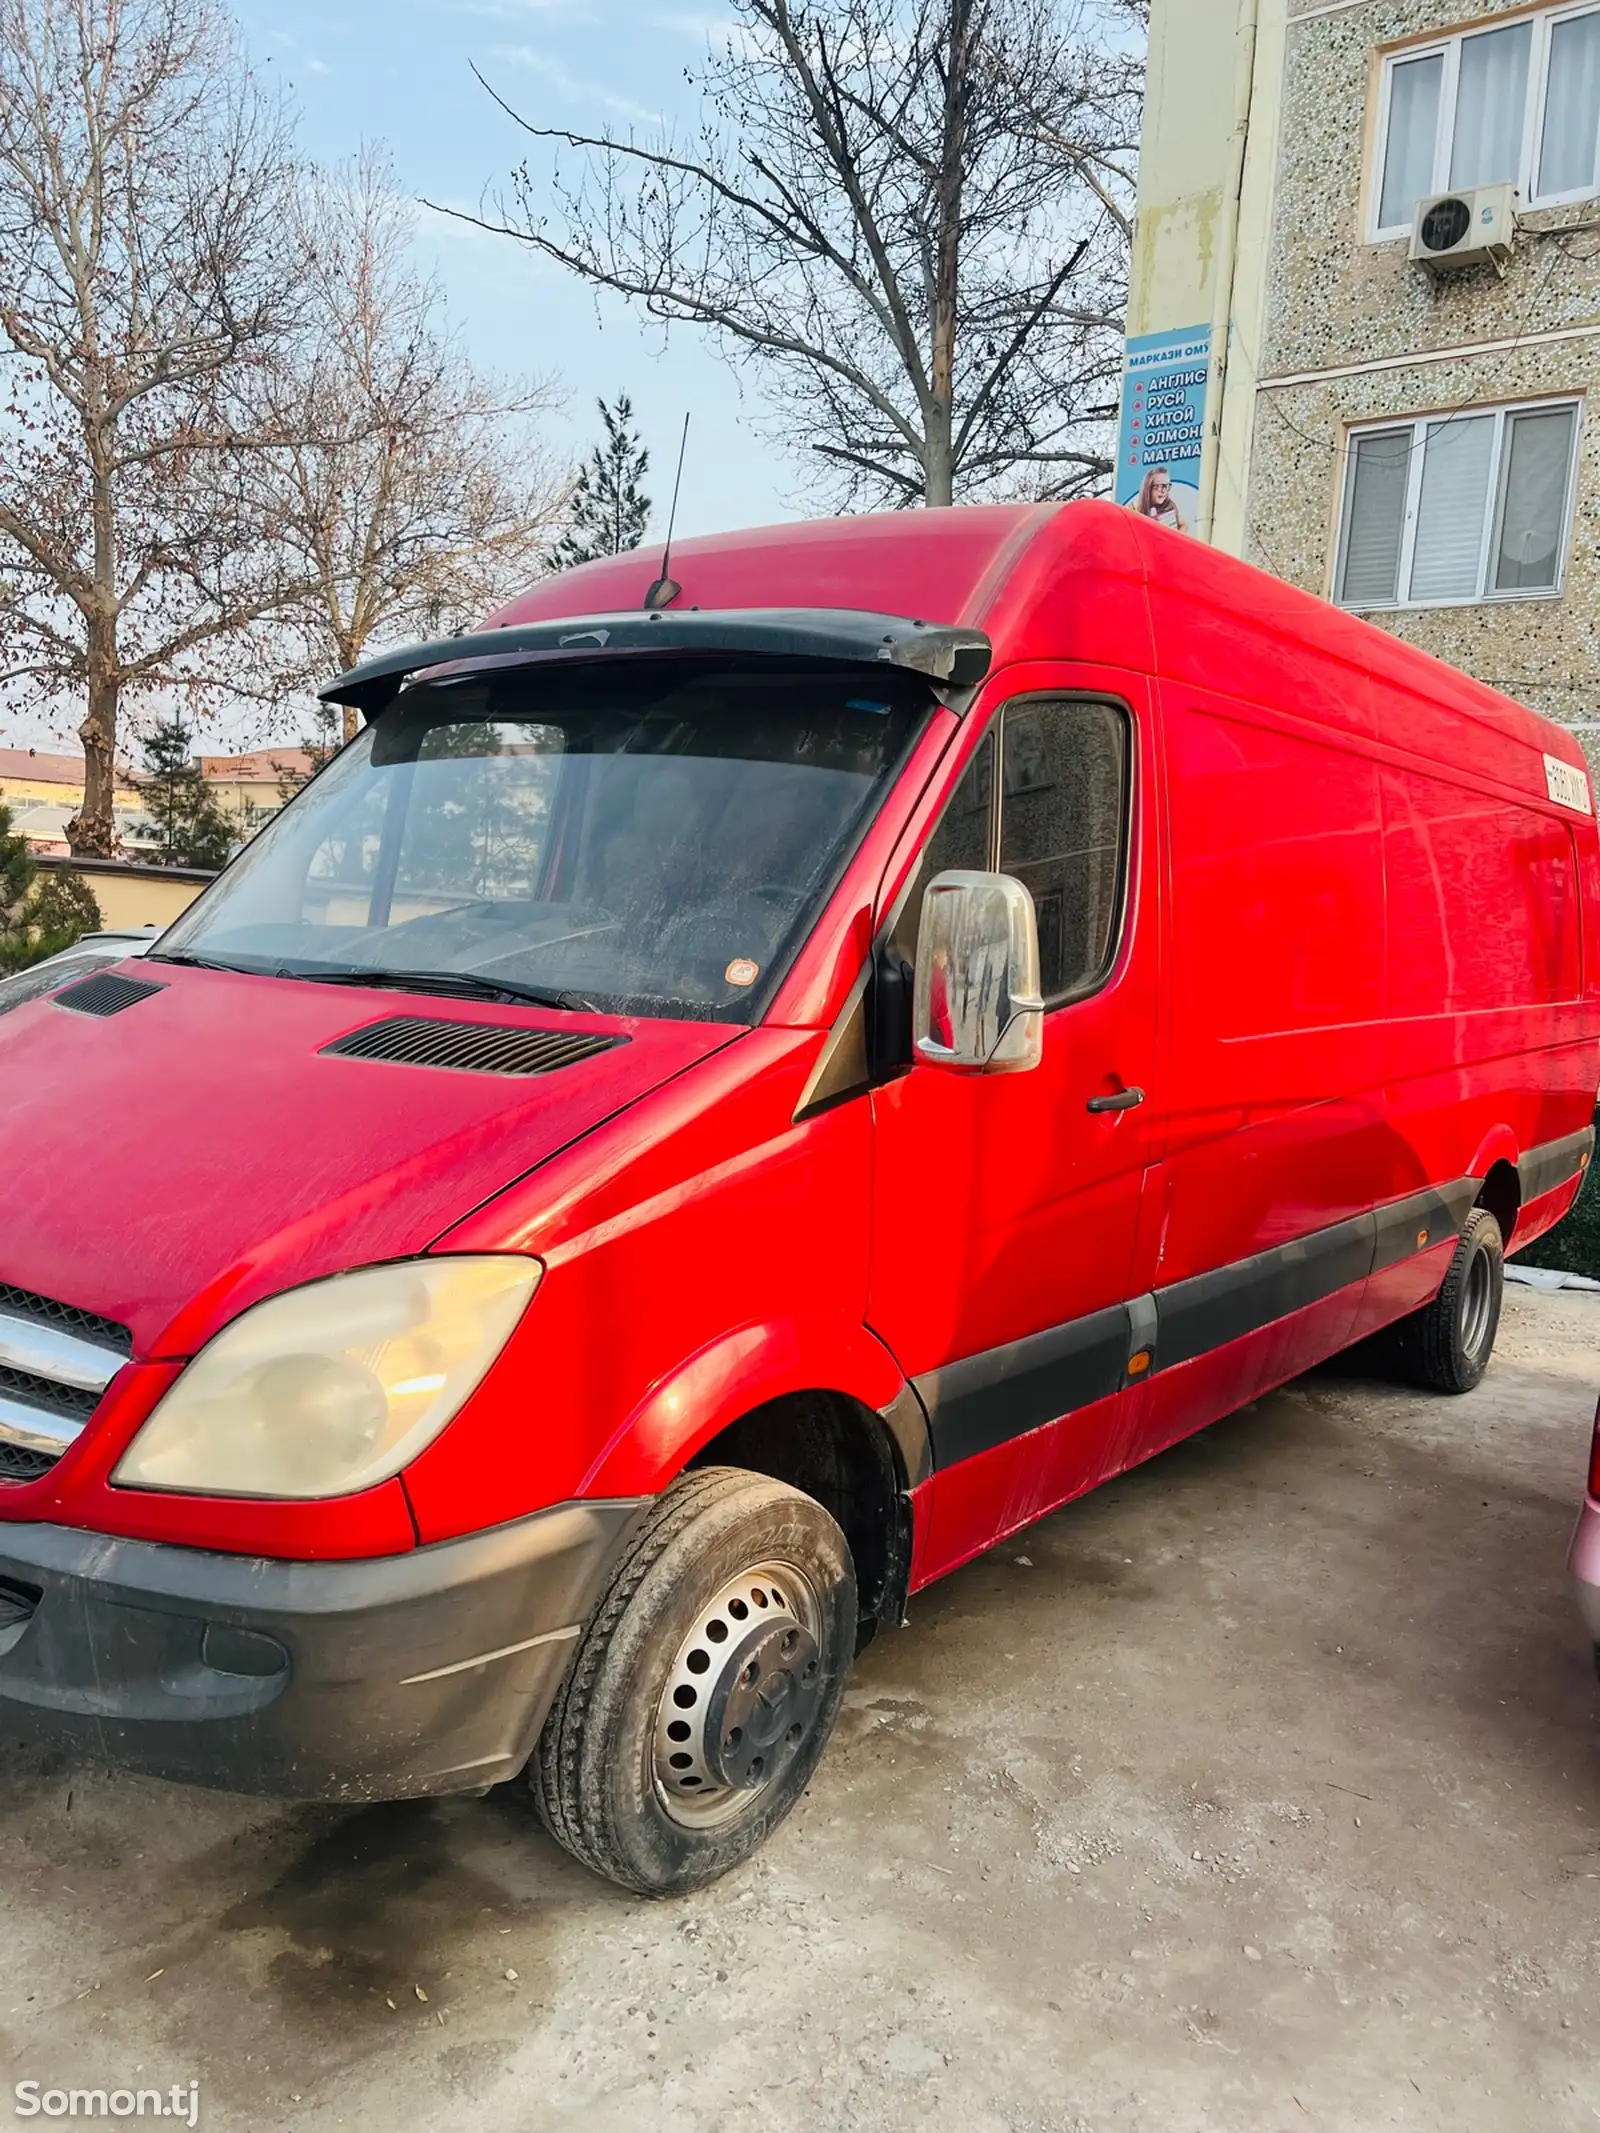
1570,1495,1600,1647
0,1499,644,1802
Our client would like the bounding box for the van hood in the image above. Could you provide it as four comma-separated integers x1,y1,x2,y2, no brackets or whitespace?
0,964,738,1357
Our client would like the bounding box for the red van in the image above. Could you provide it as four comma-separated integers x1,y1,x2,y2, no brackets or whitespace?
0,502,1595,1894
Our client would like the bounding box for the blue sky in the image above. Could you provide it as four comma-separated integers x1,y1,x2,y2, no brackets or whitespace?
0,0,795,755
241,0,794,542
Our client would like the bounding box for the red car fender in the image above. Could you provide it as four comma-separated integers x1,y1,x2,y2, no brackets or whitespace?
580,1315,916,1499
1466,1123,1520,1187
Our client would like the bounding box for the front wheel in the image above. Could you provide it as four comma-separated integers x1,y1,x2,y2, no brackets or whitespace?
1399,1206,1504,1394
530,1466,857,1895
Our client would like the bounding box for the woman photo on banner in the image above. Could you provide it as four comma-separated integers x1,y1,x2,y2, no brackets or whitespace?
1130,466,1191,534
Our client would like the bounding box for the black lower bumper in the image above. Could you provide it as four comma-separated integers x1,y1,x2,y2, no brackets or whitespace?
0,1499,644,1802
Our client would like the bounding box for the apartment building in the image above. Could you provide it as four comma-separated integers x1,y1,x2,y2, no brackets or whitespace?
1126,0,1600,765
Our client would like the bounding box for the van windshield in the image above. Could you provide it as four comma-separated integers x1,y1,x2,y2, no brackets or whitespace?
155,656,931,1022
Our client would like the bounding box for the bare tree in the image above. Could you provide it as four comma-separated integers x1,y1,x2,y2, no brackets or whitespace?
443,0,1138,510
266,151,571,743
0,0,310,854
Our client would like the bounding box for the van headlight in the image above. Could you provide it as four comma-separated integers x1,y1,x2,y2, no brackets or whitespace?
113,1258,540,1500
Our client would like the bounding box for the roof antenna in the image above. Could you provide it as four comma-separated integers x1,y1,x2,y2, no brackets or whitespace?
643,413,690,611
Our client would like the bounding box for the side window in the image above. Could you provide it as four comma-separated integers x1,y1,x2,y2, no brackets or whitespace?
999,700,1130,1003
886,729,995,976
923,728,995,877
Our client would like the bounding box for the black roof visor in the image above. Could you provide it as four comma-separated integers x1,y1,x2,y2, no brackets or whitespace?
319,607,993,720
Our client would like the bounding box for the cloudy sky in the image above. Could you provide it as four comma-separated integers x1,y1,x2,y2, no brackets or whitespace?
241,0,795,541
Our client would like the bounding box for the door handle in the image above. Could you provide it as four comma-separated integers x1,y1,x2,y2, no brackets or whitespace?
1086,1086,1145,1114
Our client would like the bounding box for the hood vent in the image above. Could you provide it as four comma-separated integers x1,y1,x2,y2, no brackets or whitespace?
321,1015,624,1077
53,971,165,1017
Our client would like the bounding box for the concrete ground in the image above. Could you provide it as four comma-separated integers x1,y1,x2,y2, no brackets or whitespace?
3,1283,1600,2133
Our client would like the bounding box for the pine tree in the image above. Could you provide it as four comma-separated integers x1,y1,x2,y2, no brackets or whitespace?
548,396,652,569
0,803,102,974
274,702,342,813
138,722,236,871
26,870,101,961
0,804,35,972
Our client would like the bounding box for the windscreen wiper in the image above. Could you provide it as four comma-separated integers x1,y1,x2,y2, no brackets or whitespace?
294,967,601,1014
146,951,256,976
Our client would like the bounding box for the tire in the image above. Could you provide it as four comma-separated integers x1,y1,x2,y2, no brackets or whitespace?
530,1466,857,1896
1398,1206,1504,1394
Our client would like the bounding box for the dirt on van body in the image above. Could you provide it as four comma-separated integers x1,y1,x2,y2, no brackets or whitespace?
3,1282,1599,2133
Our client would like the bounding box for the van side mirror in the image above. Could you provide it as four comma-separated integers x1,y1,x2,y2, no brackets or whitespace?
912,870,1045,1074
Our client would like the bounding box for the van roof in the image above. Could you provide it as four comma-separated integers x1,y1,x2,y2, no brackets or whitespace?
492,501,1056,644
488,499,1580,778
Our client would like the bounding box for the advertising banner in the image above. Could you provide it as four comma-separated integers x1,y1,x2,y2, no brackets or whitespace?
1115,325,1212,538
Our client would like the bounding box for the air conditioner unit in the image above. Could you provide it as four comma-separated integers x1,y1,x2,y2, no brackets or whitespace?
1409,183,1518,273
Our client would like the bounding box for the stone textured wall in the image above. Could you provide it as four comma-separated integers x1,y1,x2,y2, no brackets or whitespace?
1246,0,1600,757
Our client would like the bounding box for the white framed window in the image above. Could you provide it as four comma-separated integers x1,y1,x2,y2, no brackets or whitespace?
1371,5,1600,238
1333,398,1580,609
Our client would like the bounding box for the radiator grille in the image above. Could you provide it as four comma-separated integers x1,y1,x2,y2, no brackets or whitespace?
0,1282,132,1357
321,1015,624,1077
0,1364,100,1424
0,1283,130,1483
0,1445,54,1485
53,971,165,1017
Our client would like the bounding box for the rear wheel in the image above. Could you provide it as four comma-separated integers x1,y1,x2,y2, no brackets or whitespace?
1399,1206,1504,1394
531,1466,857,1895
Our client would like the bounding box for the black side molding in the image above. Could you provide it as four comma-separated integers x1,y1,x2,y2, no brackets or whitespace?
1153,1211,1374,1374
1517,1126,1595,1208
906,1156,1581,1473
1371,1179,1481,1271
914,1304,1129,1468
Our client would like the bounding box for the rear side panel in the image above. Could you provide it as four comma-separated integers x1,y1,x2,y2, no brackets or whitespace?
1147,684,1393,1280
1109,518,1598,1477
1368,752,1596,1313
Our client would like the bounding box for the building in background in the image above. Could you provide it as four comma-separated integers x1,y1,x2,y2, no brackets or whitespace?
197,749,317,828
0,748,149,854
0,743,317,855
1127,0,1600,767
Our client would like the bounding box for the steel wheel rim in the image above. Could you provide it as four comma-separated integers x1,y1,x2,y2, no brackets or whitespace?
1461,1246,1494,1361
651,1559,823,1832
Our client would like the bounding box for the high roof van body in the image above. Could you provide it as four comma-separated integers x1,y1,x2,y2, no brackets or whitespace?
0,501,1594,1892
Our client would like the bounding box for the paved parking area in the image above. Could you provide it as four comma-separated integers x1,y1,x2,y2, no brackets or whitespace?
3,1282,1599,2133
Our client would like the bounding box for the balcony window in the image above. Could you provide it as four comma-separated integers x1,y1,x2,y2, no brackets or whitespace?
1334,400,1580,609
1372,7,1600,237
